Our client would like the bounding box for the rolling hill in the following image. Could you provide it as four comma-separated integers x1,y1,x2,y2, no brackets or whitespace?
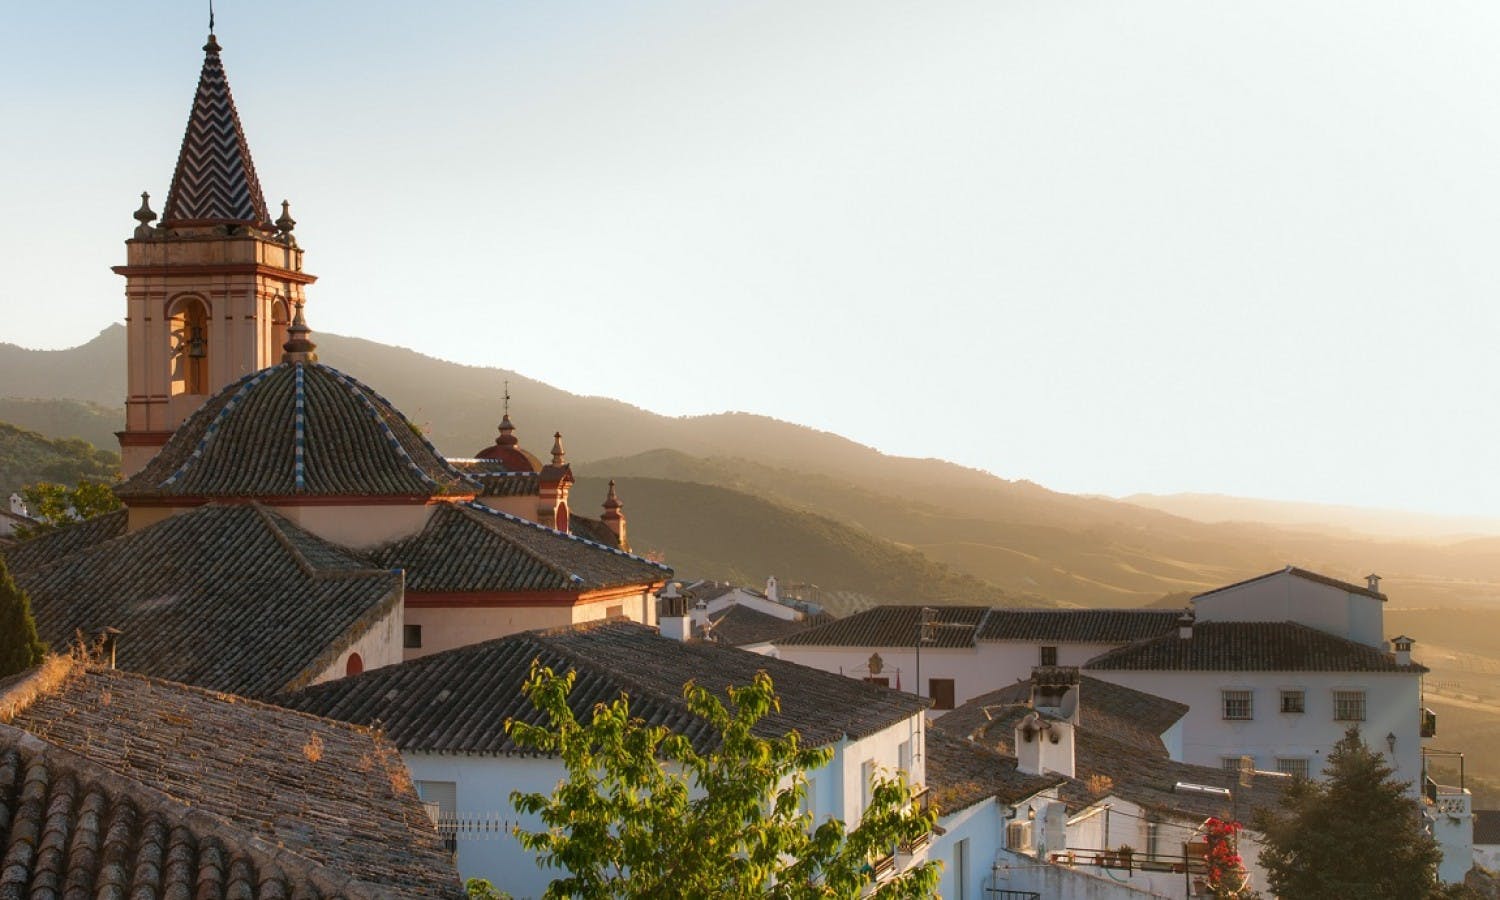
8,324,1500,610
0,421,119,495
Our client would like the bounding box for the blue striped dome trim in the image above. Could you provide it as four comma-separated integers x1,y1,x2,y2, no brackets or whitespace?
460,501,673,573
161,367,278,487
319,364,480,492
322,366,441,490
293,363,307,491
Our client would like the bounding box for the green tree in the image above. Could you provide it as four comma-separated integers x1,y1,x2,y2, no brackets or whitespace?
507,663,940,899
14,479,121,539
0,556,46,678
1253,726,1448,899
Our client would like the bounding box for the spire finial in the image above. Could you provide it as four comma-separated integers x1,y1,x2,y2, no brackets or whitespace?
209,0,216,34
551,432,566,466
281,300,318,363
503,380,511,417
275,200,296,234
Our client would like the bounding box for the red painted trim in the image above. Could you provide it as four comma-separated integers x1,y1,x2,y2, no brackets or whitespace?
122,495,474,508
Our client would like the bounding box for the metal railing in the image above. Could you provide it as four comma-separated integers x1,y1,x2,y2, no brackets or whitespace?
1048,848,1209,876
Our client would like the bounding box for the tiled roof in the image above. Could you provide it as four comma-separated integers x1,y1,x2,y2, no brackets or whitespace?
706,604,833,647
159,35,270,228
5,504,401,697
1083,621,1428,673
774,605,988,649
377,502,668,594
451,468,542,498
568,512,622,548
0,659,462,898
977,609,1182,643
118,363,475,501
1194,566,1386,602
0,508,126,571
1474,810,1500,845
932,704,1285,822
278,620,928,754
925,730,1064,815
941,677,1188,757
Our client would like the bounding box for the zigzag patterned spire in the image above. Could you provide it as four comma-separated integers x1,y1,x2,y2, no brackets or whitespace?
160,34,270,227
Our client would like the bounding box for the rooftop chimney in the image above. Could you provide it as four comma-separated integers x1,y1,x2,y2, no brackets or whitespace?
658,583,691,642
1014,710,1075,779
1178,609,1195,640
1030,666,1081,725
1391,634,1414,667
1366,573,1382,594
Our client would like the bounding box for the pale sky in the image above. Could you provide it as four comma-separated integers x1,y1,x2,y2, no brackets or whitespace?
4,2,1499,516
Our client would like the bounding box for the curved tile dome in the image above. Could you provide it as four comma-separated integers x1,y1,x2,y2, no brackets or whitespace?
118,363,476,500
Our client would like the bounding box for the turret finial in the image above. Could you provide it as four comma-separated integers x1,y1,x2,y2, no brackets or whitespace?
281,300,318,363
275,200,296,234
133,192,158,238
551,432,566,466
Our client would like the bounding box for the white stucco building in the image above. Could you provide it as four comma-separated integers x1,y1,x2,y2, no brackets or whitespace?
279,619,931,899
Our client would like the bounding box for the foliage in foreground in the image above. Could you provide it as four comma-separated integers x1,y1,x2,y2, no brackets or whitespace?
14,480,121,539
0,556,46,679
506,664,940,898
1253,726,1468,899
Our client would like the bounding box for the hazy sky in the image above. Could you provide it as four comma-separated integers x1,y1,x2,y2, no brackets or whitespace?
4,2,1499,516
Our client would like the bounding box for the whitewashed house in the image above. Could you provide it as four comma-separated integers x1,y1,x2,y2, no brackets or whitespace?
657,577,831,653
279,620,930,899
773,605,1179,714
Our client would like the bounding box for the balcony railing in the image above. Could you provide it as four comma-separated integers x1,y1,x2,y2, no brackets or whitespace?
1421,707,1437,738
1048,848,1208,876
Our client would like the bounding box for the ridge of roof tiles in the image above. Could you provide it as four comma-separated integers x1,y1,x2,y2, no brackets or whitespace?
0,659,462,899
774,605,988,649
1082,621,1428,673
5,504,402,698
939,676,1188,758
117,362,476,500
0,508,126,572
159,34,271,228
932,697,1286,822
376,502,667,594
1193,565,1387,601
277,620,928,755
774,605,1180,649
705,604,833,648
924,729,1064,815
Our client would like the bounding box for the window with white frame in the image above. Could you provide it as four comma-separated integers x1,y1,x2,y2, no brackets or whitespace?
898,740,912,776
1222,689,1253,720
1333,690,1366,722
860,759,876,814
1276,757,1310,778
1280,689,1305,714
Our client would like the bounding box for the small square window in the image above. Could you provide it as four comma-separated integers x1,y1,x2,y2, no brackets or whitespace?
403,624,422,649
1280,690,1305,714
1334,690,1366,722
929,678,956,710
1221,757,1243,772
1222,689,1253,720
1040,646,1058,666
1276,757,1310,779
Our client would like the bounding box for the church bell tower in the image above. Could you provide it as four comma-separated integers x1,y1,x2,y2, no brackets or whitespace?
113,31,315,476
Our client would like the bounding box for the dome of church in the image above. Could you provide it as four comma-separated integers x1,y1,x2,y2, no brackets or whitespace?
472,413,542,473
117,362,476,501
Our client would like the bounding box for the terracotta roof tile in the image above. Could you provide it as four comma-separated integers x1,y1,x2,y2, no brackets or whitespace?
118,364,474,501
0,661,462,898
940,677,1188,757
278,621,928,754
705,605,833,647
1083,621,1428,673
378,502,668,594
775,605,987,649
5,504,401,697
925,730,1064,814
977,609,1181,643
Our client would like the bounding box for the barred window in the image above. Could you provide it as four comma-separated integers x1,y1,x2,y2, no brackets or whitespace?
1280,690,1305,714
1221,757,1242,772
1276,757,1310,779
1040,646,1058,666
1222,689,1253,720
1334,690,1366,722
